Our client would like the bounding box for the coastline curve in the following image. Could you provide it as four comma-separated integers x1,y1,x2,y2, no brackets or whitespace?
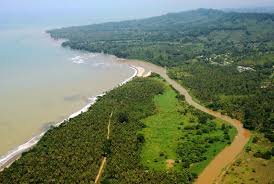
0,64,139,171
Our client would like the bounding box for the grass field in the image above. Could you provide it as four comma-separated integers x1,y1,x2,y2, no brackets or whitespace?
139,78,237,175
140,82,183,171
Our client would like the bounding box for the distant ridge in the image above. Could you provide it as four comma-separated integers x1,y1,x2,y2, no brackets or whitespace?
223,6,274,13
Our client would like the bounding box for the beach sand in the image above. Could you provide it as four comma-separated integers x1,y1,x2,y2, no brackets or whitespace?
0,62,146,171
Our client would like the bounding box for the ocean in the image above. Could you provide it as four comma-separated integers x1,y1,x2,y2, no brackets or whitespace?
0,23,134,160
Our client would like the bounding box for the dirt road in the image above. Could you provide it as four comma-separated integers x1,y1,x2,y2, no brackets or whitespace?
94,112,113,184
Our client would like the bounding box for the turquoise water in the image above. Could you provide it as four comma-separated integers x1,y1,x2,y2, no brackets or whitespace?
0,25,134,156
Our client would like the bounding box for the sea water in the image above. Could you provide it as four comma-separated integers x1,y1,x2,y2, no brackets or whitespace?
0,25,134,157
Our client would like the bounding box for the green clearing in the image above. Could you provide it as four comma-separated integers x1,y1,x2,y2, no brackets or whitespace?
140,78,237,175
140,82,183,171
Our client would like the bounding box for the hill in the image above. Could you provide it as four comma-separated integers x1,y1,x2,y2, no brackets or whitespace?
48,9,274,142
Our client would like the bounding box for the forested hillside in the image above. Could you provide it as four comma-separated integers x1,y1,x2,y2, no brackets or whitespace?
48,9,274,142
49,9,274,66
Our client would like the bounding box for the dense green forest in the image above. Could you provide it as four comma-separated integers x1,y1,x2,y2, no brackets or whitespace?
49,8,274,66
168,62,273,141
0,77,192,183
48,9,274,142
0,76,236,183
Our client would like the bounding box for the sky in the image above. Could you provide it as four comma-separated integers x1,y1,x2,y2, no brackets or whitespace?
1,0,274,26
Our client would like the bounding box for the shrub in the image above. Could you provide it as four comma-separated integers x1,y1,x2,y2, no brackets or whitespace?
159,152,165,157
254,150,272,160
117,112,129,123
245,146,251,153
262,151,272,160
224,134,230,140
102,140,112,156
137,133,145,143
252,136,259,143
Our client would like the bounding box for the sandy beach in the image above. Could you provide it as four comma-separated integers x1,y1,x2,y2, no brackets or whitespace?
0,57,249,184
0,62,146,171
0,27,136,167
0,57,250,184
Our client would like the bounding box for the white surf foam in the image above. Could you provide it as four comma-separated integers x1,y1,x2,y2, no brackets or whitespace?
72,58,86,64
71,56,82,60
92,63,105,67
70,53,101,65
71,55,87,64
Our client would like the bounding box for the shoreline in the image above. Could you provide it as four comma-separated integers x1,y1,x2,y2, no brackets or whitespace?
1,54,249,183
0,63,144,171
0,56,250,184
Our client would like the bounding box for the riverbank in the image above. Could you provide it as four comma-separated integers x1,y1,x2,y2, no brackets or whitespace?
0,63,147,171
117,59,251,184
0,56,250,183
